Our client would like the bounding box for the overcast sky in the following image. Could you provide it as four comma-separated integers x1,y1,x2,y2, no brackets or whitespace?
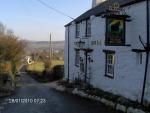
0,0,91,41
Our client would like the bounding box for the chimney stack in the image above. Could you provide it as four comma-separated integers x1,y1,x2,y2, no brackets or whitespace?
92,0,106,8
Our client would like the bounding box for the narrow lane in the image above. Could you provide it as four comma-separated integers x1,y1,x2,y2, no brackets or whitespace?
1,73,119,113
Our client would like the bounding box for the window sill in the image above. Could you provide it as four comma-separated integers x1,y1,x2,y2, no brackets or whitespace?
85,35,91,38
75,65,79,67
105,44,131,47
132,49,146,52
103,50,115,53
76,37,80,38
104,74,114,79
82,37,90,39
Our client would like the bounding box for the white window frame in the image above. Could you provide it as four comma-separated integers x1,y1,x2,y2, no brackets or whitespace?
75,50,80,66
86,19,91,37
80,61,84,73
76,23,80,38
105,53,115,78
136,52,143,64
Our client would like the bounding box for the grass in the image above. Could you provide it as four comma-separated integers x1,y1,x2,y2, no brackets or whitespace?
27,62,45,72
51,60,64,67
27,60,64,72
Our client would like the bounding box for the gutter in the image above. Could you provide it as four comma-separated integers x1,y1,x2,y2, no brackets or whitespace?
85,52,88,83
67,26,70,82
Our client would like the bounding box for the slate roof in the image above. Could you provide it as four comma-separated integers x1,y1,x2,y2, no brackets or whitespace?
65,0,145,27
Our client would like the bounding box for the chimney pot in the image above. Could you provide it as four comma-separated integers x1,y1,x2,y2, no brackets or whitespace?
92,0,106,8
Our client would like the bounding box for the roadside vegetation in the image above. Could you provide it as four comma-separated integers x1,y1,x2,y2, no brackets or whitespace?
0,22,26,96
27,60,64,73
26,50,64,82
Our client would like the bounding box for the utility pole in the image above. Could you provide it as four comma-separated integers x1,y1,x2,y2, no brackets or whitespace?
49,34,52,69
141,0,150,104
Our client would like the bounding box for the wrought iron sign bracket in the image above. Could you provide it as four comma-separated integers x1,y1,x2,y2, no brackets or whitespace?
102,14,131,22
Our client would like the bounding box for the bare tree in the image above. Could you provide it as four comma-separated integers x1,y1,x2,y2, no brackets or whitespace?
0,22,27,74
0,22,5,35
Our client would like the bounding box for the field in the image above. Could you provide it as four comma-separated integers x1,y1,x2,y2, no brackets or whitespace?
27,60,64,72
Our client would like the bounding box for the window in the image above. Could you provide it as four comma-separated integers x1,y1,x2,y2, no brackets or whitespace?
80,61,84,72
75,50,80,66
103,50,115,78
106,18,125,45
136,53,142,64
86,19,91,37
76,23,80,38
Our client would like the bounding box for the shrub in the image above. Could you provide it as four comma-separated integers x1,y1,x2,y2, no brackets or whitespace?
0,62,12,74
51,65,64,81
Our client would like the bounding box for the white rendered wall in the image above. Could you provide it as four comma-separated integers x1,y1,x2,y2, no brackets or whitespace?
65,1,150,103
64,27,69,80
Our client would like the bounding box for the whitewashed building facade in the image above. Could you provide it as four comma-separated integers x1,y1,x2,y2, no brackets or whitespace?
64,0,150,104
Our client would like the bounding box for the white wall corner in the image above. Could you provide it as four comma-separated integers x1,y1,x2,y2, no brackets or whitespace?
90,15,96,20
71,21,75,25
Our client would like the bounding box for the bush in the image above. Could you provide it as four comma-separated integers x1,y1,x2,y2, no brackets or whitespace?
0,73,14,89
51,65,64,81
27,64,64,83
0,62,12,74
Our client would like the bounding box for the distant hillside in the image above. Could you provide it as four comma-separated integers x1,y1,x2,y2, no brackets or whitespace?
26,41,65,52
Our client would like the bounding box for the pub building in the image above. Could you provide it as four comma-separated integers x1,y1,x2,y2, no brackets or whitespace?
64,0,150,105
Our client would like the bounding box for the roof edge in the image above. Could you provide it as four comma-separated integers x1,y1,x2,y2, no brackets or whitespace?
65,0,145,27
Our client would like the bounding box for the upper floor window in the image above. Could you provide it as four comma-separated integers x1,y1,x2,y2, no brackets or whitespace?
106,18,125,45
76,23,80,38
86,19,91,37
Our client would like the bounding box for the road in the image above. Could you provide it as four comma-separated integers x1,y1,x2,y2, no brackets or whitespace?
0,73,120,113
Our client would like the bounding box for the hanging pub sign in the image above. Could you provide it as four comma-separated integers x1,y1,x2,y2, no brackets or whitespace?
103,2,131,45
106,18,125,45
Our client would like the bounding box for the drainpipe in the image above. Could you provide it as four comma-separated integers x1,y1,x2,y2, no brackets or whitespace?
85,51,88,84
67,26,70,82
141,0,150,104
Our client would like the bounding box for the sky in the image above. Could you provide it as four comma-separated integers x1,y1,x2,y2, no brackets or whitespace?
0,0,91,41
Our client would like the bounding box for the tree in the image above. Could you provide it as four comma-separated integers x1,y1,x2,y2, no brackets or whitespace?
0,22,5,35
0,22,27,74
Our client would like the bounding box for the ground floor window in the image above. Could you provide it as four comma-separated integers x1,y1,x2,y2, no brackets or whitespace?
103,50,115,78
75,50,80,66
80,61,84,72
136,52,143,64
